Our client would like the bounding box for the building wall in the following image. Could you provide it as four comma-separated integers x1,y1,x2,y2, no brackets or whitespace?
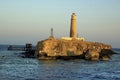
61,37,85,41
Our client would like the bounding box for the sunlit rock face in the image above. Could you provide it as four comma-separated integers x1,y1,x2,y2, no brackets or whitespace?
36,37,113,60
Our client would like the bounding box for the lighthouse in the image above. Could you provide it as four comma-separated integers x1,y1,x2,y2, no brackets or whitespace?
61,13,85,41
70,13,77,38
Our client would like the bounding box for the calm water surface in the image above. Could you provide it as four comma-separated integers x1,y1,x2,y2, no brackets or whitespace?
0,46,120,80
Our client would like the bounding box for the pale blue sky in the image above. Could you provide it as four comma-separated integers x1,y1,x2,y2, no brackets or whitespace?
0,0,120,48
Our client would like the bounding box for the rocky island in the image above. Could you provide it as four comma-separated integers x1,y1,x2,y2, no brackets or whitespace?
35,13,116,61
36,37,116,60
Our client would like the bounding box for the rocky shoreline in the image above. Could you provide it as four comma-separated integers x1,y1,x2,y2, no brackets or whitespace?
35,37,116,61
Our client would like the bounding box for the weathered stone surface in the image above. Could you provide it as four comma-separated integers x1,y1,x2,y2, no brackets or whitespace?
85,49,99,60
36,37,113,60
101,56,109,61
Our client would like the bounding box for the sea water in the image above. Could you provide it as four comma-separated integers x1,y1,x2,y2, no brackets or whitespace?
0,45,120,80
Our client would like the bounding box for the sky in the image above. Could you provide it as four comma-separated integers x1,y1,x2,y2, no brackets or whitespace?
0,0,120,48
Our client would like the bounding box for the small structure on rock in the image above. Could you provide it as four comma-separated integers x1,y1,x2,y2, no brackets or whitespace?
70,13,77,38
49,28,54,38
62,13,85,41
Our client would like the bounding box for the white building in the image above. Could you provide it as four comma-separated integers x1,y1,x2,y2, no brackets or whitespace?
61,37,85,41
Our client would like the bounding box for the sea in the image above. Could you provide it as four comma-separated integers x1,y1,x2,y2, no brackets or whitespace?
0,45,120,80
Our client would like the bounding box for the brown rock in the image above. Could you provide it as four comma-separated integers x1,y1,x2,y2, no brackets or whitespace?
36,37,112,60
101,56,110,61
85,49,99,61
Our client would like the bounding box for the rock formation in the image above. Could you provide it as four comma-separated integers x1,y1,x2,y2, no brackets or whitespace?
36,37,114,60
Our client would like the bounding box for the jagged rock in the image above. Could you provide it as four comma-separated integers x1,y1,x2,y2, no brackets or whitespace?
101,56,110,61
85,49,99,61
99,49,116,60
36,37,113,60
